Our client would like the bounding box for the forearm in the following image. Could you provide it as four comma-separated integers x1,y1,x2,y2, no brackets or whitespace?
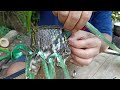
100,33,112,52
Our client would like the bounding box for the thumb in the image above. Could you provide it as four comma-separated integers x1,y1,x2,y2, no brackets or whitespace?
52,11,58,16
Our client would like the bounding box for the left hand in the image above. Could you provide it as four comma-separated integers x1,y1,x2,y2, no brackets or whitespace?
52,11,92,33
68,30,102,66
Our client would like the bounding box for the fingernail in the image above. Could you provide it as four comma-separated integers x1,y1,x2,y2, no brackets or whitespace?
70,59,73,63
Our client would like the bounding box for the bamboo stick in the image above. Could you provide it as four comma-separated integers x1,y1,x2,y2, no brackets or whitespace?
0,30,18,48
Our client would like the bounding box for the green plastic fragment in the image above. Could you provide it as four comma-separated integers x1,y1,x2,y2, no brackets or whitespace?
12,44,32,60
0,47,11,61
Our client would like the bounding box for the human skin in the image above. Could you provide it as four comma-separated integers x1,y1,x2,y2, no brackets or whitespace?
52,11,92,33
53,11,112,66
68,30,112,66
5,11,112,77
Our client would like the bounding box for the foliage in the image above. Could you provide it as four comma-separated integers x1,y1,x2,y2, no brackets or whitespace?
0,11,40,34
0,26,10,38
112,11,120,22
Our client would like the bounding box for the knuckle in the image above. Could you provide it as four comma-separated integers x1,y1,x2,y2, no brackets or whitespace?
59,11,68,17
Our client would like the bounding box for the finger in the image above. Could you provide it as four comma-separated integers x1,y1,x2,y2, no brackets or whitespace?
69,30,95,41
52,11,58,16
58,11,69,24
71,54,93,66
70,46,100,59
69,37,101,49
64,11,82,31
74,11,92,30
70,59,80,66
70,59,84,67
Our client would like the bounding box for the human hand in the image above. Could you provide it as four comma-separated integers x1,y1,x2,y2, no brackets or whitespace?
68,30,102,66
52,11,92,33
